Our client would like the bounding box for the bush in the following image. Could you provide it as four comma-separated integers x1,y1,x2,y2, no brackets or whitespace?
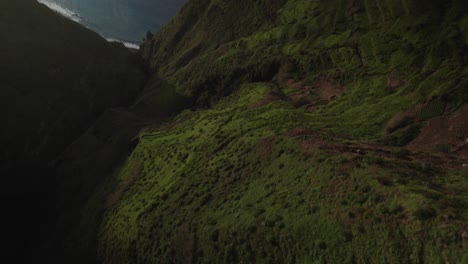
414,206,436,220
418,100,446,120
381,124,422,147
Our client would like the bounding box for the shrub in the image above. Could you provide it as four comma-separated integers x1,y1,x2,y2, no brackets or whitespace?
381,124,422,147
414,206,437,220
418,100,446,120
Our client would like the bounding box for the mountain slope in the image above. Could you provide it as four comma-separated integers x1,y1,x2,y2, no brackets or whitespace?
0,0,146,261
98,84,467,263
0,0,146,163
54,0,468,263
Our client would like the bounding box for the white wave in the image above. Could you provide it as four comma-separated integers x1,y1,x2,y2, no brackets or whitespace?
106,38,140,50
37,0,81,22
36,0,141,50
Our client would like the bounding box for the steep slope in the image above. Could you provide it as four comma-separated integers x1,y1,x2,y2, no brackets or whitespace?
141,0,467,107
0,0,146,164
0,0,146,261
54,0,468,263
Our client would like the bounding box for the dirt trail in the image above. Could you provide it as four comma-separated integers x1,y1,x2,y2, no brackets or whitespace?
251,80,468,171
285,125,467,170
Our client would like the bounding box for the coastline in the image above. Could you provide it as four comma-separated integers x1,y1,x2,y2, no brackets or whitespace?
37,0,141,50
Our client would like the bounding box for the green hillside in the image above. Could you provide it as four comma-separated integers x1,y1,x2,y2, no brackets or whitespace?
98,84,467,263
1,0,466,263
57,0,467,263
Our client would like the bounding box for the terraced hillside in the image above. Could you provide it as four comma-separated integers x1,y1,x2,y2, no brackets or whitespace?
54,0,468,263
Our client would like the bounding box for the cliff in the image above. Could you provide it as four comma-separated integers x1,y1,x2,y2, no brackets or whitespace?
0,0,145,262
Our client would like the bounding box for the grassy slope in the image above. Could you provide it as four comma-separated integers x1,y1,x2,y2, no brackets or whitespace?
64,0,467,263
96,84,467,263
142,0,467,107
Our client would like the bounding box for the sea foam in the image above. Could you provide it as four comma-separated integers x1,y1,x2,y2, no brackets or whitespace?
36,0,140,50
37,0,81,22
106,38,141,50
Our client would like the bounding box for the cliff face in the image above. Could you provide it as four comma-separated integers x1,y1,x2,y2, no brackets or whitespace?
141,0,288,101
0,0,146,163
0,0,146,261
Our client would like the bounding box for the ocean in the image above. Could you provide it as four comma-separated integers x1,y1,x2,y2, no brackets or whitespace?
37,0,186,49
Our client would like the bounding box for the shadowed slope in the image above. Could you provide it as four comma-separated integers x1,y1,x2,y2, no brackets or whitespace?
0,0,146,262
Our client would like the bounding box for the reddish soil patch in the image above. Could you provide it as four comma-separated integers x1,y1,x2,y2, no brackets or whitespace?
315,79,343,101
106,160,143,207
301,139,374,156
288,92,314,107
288,92,310,101
173,223,194,263
284,79,316,107
287,79,303,88
407,104,468,161
348,0,365,15
287,128,320,137
248,94,281,109
283,78,345,108
386,76,406,89
300,138,465,169
159,121,178,130
300,139,339,153
287,79,312,90
306,105,318,112
257,137,274,159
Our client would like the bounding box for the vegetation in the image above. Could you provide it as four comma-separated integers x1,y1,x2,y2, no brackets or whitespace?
94,83,467,263
89,0,467,262
1,0,467,263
